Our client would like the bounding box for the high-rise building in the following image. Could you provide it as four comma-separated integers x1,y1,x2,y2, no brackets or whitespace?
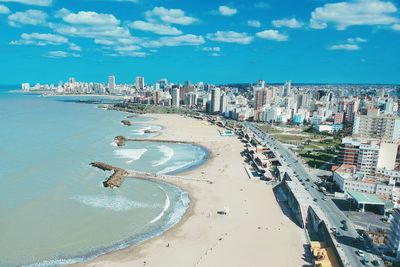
172,88,180,107
184,92,197,107
353,114,400,141
220,93,228,114
108,75,116,93
210,88,221,114
283,80,291,97
136,76,145,90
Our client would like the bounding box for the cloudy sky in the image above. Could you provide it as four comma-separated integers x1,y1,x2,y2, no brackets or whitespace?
0,0,399,84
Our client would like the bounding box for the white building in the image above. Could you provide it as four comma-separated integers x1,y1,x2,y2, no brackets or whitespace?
108,75,116,94
21,83,30,91
135,76,145,90
353,114,400,141
333,165,398,199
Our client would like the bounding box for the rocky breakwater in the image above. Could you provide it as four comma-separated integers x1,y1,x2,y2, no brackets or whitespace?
121,120,133,126
114,136,127,147
90,162,128,188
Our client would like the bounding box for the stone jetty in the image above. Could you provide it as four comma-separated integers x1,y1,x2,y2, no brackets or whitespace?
121,120,132,126
90,162,128,188
113,136,192,147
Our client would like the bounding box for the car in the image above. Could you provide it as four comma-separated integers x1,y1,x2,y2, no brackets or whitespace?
342,224,348,231
335,232,341,238
361,256,370,266
356,250,365,257
306,178,310,182
322,197,327,201
341,220,347,224
313,198,318,202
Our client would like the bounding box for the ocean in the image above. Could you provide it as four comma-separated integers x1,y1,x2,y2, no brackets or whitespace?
0,88,208,267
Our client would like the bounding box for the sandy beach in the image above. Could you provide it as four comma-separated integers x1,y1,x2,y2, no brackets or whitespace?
75,114,307,267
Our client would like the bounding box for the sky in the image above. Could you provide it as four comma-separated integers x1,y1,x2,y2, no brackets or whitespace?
0,0,399,85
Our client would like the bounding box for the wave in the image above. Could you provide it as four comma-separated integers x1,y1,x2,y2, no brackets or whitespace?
152,145,174,167
26,183,190,267
149,186,171,224
114,148,147,163
131,124,161,136
70,195,159,211
157,161,193,175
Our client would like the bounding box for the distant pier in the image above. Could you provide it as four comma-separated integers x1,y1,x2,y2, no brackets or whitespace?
90,162,213,188
113,135,193,147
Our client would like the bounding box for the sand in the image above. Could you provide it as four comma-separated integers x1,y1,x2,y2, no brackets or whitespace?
74,114,308,267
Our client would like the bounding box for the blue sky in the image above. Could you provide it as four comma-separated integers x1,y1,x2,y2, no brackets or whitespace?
0,0,399,85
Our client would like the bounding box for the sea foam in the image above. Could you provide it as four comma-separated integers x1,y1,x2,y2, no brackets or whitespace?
149,186,171,224
157,161,193,174
152,145,174,167
71,195,159,211
114,148,147,163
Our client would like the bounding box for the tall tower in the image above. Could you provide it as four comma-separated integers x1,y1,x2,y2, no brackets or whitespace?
108,75,116,93
210,88,221,114
283,80,291,97
135,76,145,90
172,88,180,107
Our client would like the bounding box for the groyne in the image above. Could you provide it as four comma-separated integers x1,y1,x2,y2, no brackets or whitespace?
90,162,128,188
113,136,194,147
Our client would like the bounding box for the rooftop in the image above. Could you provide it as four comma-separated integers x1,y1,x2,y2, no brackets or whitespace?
348,191,385,205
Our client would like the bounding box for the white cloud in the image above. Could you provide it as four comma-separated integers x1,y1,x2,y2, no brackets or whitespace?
392,24,400,31
130,20,182,35
256,29,288,41
248,20,261,28
329,37,366,51
272,18,303,28
69,43,81,51
329,44,360,50
142,34,205,48
10,32,68,46
206,31,253,44
202,46,221,52
107,51,148,57
218,6,237,16
0,4,10,14
60,10,120,26
0,0,51,6
347,37,367,43
8,9,47,27
310,0,399,30
202,46,221,56
50,23,132,39
145,6,197,25
94,38,137,46
46,50,80,58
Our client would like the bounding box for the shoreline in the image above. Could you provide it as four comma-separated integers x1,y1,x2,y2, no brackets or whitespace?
73,113,308,267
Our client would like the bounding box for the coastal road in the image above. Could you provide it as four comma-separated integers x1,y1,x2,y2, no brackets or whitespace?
246,123,378,267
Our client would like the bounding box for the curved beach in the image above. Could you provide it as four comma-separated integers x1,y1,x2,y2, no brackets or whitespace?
74,113,307,267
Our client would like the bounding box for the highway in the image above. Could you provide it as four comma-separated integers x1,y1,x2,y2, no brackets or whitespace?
247,123,381,267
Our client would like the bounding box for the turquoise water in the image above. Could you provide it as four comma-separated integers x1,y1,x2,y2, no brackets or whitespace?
0,89,207,267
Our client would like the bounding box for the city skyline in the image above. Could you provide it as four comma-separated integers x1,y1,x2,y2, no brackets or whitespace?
0,0,400,84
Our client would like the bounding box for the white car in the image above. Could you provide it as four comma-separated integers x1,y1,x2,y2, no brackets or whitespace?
357,250,365,257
